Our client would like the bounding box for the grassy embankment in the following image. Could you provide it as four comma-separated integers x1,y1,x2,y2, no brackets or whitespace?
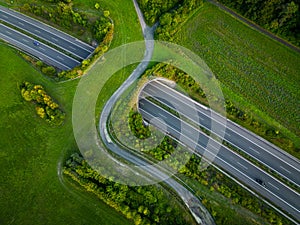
173,2,300,157
0,0,143,224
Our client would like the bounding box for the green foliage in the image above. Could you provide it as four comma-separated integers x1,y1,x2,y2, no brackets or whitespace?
128,110,151,139
93,16,112,42
137,0,182,25
155,0,203,40
64,153,194,225
217,0,300,46
20,81,65,125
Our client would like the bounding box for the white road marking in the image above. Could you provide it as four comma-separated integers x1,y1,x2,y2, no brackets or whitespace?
18,21,24,26
249,147,260,155
57,55,64,60
280,166,291,174
268,182,280,190
1,15,8,18
5,31,12,35
34,29,41,33
40,47,46,51
51,37,58,42
22,38,29,43
69,46,77,51
237,161,248,170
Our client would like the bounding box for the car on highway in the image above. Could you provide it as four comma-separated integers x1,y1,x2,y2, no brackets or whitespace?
255,178,266,186
33,40,40,46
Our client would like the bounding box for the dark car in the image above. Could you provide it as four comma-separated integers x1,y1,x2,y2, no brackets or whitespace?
255,178,266,186
33,40,40,46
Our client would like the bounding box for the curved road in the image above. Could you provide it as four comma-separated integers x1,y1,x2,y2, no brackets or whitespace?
98,1,214,224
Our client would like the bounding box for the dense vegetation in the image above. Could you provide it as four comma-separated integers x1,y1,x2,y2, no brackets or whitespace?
137,0,203,40
20,0,112,43
217,0,300,46
136,0,182,25
64,153,195,225
20,81,65,125
155,0,203,41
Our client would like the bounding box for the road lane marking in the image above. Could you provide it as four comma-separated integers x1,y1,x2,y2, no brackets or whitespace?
18,21,24,26
1,14,8,18
268,182,280,190
51,37,58,42
69,45,77,51
22,38,29,43
249,147,260,155
5,31,12,35
280,166,291,174
151,81,300,175
237,162,248,170
57,55,64,60
34,29,41,33
40,47,46,51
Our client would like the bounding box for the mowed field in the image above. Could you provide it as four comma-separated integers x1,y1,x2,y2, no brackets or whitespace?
173,2,300,138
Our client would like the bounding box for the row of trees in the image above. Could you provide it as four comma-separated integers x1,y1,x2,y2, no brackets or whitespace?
137,0,203,40
19,1,114,79
21,1,112,43
20,82,65,125
218,0,300,46
64,153,194,225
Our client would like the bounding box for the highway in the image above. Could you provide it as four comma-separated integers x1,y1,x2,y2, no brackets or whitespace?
0,23,79,70
141,80,300,187
0,5,94,59
138,95,300,221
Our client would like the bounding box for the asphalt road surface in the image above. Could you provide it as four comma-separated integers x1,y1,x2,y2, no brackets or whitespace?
0,5,94,59
0,23,79,70
138,97,300,221
141,80,300,187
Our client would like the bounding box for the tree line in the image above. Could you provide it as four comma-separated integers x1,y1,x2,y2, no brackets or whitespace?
217,0,300,46
64,153,195,225
21,0,112,43
20,81,65,125
137,0,203,41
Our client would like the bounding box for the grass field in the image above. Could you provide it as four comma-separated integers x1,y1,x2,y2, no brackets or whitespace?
173,2,300,142
0,0,144,224
0,43,135,225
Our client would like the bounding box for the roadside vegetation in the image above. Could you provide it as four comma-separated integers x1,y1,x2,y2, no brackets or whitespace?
64,153,196,225
217,0,300,47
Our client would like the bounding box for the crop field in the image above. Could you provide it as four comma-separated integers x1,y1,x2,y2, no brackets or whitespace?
173,2,300,139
